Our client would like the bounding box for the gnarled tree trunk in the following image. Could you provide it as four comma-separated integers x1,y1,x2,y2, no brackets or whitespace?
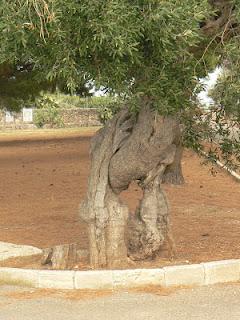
80,103,184,268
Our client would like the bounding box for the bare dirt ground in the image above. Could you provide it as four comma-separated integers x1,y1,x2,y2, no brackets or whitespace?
0,128,239,270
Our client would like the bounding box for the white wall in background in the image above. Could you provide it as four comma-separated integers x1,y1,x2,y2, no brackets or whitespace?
5,111,14,123
22,108,33,122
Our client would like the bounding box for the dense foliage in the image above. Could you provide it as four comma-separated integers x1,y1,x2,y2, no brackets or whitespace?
0,1,212,103
0,63,52,110
210,40,240,122
0,0,239,167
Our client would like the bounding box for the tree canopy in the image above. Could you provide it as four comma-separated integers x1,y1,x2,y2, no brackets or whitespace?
1,1,210,100
0,0,239,165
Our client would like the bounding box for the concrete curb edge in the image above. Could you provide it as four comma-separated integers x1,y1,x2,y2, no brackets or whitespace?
0,259,239,290
200,150,240,182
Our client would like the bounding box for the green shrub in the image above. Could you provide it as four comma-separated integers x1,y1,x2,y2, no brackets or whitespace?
34,96,63,128
97,100,121,124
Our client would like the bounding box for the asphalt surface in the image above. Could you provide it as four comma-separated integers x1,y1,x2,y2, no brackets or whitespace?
0,283,240,320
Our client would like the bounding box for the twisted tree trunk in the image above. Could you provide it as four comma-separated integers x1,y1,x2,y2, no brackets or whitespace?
80,103,184,268
79,1,238,269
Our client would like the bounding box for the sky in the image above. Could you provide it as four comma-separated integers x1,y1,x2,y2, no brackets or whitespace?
197,67,222,107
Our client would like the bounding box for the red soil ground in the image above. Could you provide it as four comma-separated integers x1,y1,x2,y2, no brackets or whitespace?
0,129,239,269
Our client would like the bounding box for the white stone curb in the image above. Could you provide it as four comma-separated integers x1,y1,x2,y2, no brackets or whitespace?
215,159,240,181
202,260,240,285
0,242,42,262
200,151,240,182
0,259,240,290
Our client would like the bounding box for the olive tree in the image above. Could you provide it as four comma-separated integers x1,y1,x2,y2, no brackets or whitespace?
1,0,239,268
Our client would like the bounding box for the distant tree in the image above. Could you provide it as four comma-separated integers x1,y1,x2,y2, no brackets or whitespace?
0,62,53,111
0,62,92,111
1,0,239,267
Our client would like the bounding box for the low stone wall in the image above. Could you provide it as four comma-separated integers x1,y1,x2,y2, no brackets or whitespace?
0,108,101,130
59,108,101,127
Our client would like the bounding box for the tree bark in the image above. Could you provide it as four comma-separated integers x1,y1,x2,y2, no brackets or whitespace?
202,1,237,39
162,144,184,185
80,104,183,268
41,244,82,270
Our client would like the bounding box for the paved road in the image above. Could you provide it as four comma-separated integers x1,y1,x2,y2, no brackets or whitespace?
0,283,240,320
